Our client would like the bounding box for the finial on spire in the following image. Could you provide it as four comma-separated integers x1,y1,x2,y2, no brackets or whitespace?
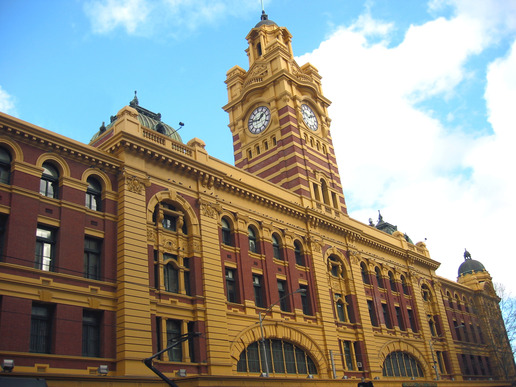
260,0,264,12
464,248,472,260
130,90,139,107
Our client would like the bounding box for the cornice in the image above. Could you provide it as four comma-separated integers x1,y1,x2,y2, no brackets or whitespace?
0,113,121,171
224,67,327,112
306,208,435,268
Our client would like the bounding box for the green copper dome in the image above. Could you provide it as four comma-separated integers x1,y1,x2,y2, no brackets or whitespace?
255,10,277,28
458,249,485,276
90,92,182,144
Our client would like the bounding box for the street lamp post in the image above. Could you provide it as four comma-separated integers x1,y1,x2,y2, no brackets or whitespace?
258,288,306,377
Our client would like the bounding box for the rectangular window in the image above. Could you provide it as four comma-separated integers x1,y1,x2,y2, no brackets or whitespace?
367,300,378,327
253,275,264,308
153,250,160,289
167,319,183,362
408,308,417,332
345,295,355,323
395,306,405,330
428,314,437,336
30,304,52,353
162,213,176,231
82,310,101,357
382,303,392,328
277,280,288,312
0,214,7,260
353,342,364,370
164,264,179,294
453,320,462,340
462,354,470,374
312,182,320,201
331,192,338,209
343,340,354,370
436,351,446,374
156,316,162,359
335,294,346,322
183,257,191,296
300,285,311,315
225,268,237,303
187,321,196,363
84,237,101,280
35,227,56,271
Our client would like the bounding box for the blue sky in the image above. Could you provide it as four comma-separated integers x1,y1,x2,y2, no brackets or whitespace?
1,0,515,296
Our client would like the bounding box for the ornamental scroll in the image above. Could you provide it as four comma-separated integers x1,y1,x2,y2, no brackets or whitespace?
125,174,150,195
198,199,220,219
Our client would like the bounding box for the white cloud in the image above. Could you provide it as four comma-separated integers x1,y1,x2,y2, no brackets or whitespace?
84,0,257,36
84,0,150,35
298,3,516,292
0,86,16,115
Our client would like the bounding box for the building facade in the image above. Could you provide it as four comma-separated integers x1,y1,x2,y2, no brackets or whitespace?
0,12,514,387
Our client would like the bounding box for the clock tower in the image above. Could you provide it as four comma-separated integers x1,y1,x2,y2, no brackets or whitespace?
223,11,347,215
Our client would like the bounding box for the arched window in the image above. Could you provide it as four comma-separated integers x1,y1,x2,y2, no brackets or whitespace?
447,291,453,308
375,267,384,288
40,162,59,198
388,271,396,292
320,179,330,205
272,233,282,260
248,226,258,254
164,261,179,293
294,240,304,266
85,176,102,211
455,294,461,310
0,147,12,184
221,218,232,246
237,339,317,376
335,295,347,322
382,351,424,378
361,262,369,284
421,284,431,301
163,254,190,295
401,275,409,295
462,296,469,313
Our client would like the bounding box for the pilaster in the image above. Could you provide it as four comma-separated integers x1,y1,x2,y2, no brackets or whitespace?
115,169,153,375
197,198,233,375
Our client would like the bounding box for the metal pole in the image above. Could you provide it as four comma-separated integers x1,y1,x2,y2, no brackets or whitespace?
259,312,270,377
257,288,306,377
330,350,336,379
429,339,439,380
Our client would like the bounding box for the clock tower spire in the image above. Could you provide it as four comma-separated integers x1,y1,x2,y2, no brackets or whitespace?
223,13,347,215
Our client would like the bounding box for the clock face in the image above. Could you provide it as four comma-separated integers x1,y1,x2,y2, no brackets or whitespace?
248,106,271,134
301,104,318,131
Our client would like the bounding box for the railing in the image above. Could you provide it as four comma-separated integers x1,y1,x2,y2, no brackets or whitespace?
142,128,192,157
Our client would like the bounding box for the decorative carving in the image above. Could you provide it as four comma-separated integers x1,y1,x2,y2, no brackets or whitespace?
199,200,219,219
147,228,156,242
200,174,215,189
250,64,268,78
189,239,201,254
163,238,177,251
307,235,322,253
348,250,361,265
125,174,150,195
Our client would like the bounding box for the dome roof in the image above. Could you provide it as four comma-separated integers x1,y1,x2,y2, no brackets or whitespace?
90,92,182,144
458,249,485,276
255,10,277,28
